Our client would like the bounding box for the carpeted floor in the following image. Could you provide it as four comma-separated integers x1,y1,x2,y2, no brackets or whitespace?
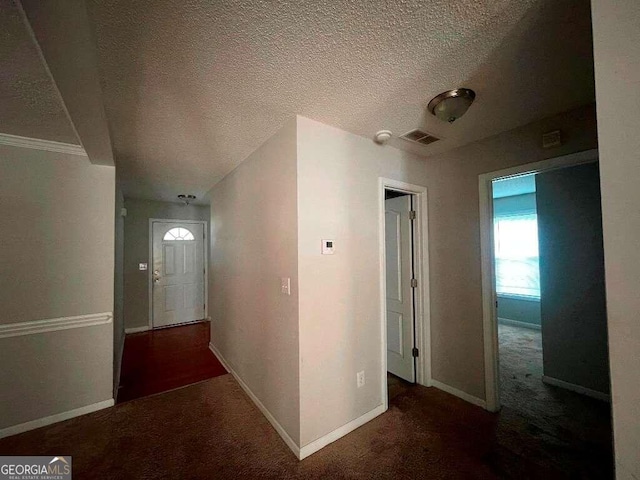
497,323,613,478
0,368,613,479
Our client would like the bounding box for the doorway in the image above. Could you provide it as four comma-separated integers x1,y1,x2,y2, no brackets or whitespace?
385,190,417,383
379,178,431,407
149,219,207,329
480,149,610,411
479,150,613,475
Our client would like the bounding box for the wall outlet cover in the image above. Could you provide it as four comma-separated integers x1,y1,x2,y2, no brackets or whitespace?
322,239,335,255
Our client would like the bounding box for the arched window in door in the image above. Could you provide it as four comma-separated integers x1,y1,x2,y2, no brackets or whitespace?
163,227,195,241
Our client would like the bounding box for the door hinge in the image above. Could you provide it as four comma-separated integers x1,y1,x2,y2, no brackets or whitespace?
411,278,418,288
409,210,416,220
412,347,419,357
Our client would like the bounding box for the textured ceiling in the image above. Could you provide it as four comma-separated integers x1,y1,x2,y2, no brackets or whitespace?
0,0,79,144
32,0,594,203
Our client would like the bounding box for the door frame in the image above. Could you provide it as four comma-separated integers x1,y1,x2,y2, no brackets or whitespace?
148,218,208,330
479,149,598,412
379,178,431,410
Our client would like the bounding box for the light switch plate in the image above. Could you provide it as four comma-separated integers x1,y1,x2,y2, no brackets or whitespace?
139,263,148,271
280,277,291,295
322,239,335,255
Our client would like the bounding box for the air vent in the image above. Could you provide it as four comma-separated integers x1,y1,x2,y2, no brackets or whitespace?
400,129,440,146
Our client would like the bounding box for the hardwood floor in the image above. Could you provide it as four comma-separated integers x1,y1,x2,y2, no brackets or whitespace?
117,321,227,403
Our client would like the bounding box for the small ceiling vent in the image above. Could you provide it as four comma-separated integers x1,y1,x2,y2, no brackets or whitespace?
400,129,440,146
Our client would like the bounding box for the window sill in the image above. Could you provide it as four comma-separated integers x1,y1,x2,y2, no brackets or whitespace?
497,293,540,302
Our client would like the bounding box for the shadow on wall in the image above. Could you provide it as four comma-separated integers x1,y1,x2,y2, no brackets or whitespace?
536,163,609,395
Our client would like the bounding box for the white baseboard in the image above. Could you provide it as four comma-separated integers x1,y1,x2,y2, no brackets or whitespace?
299,404,386,460
208,342,301,458
542,375,610,402
430,379,487,409
0,399,114,439
207,342,229,370
208,343,388,460
498,317,541,331
125,326,149,334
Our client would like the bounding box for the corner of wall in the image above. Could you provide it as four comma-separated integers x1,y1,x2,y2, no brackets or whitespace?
207,117,301,450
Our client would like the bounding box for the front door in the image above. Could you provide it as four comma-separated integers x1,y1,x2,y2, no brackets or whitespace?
385,194,416,382
152,221,205,328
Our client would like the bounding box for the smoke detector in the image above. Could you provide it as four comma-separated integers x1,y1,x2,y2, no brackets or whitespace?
374,130,393,144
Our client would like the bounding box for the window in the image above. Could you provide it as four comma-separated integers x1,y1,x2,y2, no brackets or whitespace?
494,214,540,298
163,227,195,241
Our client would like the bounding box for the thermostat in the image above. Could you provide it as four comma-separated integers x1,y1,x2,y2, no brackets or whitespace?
322,239,335,255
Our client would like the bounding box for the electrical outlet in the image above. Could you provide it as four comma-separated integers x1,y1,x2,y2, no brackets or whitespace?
357,371,365,388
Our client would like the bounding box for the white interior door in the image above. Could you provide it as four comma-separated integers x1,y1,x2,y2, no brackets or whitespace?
385,195,415,382
152,221,205,328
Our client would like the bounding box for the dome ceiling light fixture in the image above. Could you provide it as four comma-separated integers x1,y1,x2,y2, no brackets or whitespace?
427,88,476,123
178,194,196,205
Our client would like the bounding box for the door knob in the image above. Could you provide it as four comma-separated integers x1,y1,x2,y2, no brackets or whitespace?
153,270,161,283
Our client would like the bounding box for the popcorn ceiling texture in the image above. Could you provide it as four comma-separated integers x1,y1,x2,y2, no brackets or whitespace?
0,0,78,144
2,0,595,202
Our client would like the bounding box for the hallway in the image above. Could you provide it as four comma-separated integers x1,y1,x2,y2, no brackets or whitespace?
118,322,227,403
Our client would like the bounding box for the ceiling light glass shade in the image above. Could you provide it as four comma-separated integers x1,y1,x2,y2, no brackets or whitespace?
428,88,476,123
178,194,196,205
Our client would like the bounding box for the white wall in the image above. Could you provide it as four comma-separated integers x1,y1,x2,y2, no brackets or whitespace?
114,187,125,395
208,118,300,445
591,1,640,477
0,147,115,323
423,104,598,399
207,105,600,456
0,145,115,431
296,116,429,447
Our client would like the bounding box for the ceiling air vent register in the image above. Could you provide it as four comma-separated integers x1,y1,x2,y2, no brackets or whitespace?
400,129,440,146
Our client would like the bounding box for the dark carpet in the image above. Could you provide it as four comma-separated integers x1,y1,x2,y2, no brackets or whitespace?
497,323,613,479
0,370,613,479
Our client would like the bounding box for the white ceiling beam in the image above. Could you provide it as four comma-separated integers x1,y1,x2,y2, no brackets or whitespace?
16,0,114,166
